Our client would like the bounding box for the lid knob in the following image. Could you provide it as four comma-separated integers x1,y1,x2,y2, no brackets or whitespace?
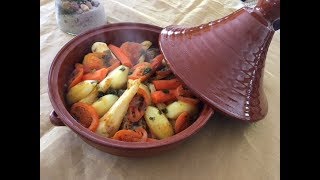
254,0,280,25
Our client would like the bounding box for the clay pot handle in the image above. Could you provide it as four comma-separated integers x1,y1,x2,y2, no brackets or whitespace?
49,110,65,126
254,0,280,24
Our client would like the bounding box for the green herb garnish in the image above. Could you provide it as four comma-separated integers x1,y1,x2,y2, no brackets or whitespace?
97,91,105,98
105,88,118,95
161,108,168,114
149,117,155,121
158,110,163,115
119,67,126,71
117,89,125,96
160,66,169,71
162,89,169,94
143,67,152,75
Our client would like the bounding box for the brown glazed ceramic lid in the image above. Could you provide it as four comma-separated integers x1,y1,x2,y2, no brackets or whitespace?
159,0,280,122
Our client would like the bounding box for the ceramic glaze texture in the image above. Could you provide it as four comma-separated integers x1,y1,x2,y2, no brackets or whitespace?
159,5,279,122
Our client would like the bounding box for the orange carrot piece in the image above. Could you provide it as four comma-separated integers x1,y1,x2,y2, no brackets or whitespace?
126,95,146,122
109,57,120,65
82,52,107,73
108,61,121,72
155,69,172,79
175,112,190,133
128,55,164,82
68,63,84,89
120,42,144,65
82,68,109,82
128,62,153,82
137,87,152,105
151,90,177,104
135,127,148,142
150,54,164,71
70,102,100,132
108,44,133,67
112,129,143,142
153,79,182,90
127,106,145,122
175,85,193,97
156,70,171,76
177,96,199,105
88,118,99,132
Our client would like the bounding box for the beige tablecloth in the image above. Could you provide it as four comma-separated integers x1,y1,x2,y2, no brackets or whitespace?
40,0,280,179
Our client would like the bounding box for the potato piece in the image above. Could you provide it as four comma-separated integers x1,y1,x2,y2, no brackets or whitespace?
148,83,156,93
109,65,129,89
97,76,112,93
96,79,141,137
165,101,198,119
138,54,145,63
91,42,118,61
127,79,134,88
137,41,151,63
66,80,98,104
144,106,174,139
91,42,109,53
98,65,129,91
141,41,152,50
79,86,99,104
92,94,119,117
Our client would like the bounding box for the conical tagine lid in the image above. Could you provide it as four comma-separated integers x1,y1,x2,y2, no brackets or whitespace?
159,0,280,122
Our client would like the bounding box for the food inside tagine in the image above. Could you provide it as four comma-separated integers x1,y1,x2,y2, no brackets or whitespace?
65,40,202,142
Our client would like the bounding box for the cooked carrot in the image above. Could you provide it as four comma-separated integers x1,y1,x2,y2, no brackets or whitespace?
120,42,144,65
88,117,100,132
127,106,144,122
175,85,193,97
128,62,153,82
67,41,202,141
82,68,109,82
112,129,142,142
155,69,172,79
108,60,121,72
156,69,171,76
108,44,133,67
150,54,164,71
82,52,107,73
68,63,84,89
177,96,199,105
127,95,146,122
109,57,119,65
174,112,190,133
135,127,148,142
153,79,182,90
70,102,100,132
137,88,151,105
151,90,177,104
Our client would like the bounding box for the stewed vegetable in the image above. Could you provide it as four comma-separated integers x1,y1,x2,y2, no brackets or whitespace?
65,41,202,142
